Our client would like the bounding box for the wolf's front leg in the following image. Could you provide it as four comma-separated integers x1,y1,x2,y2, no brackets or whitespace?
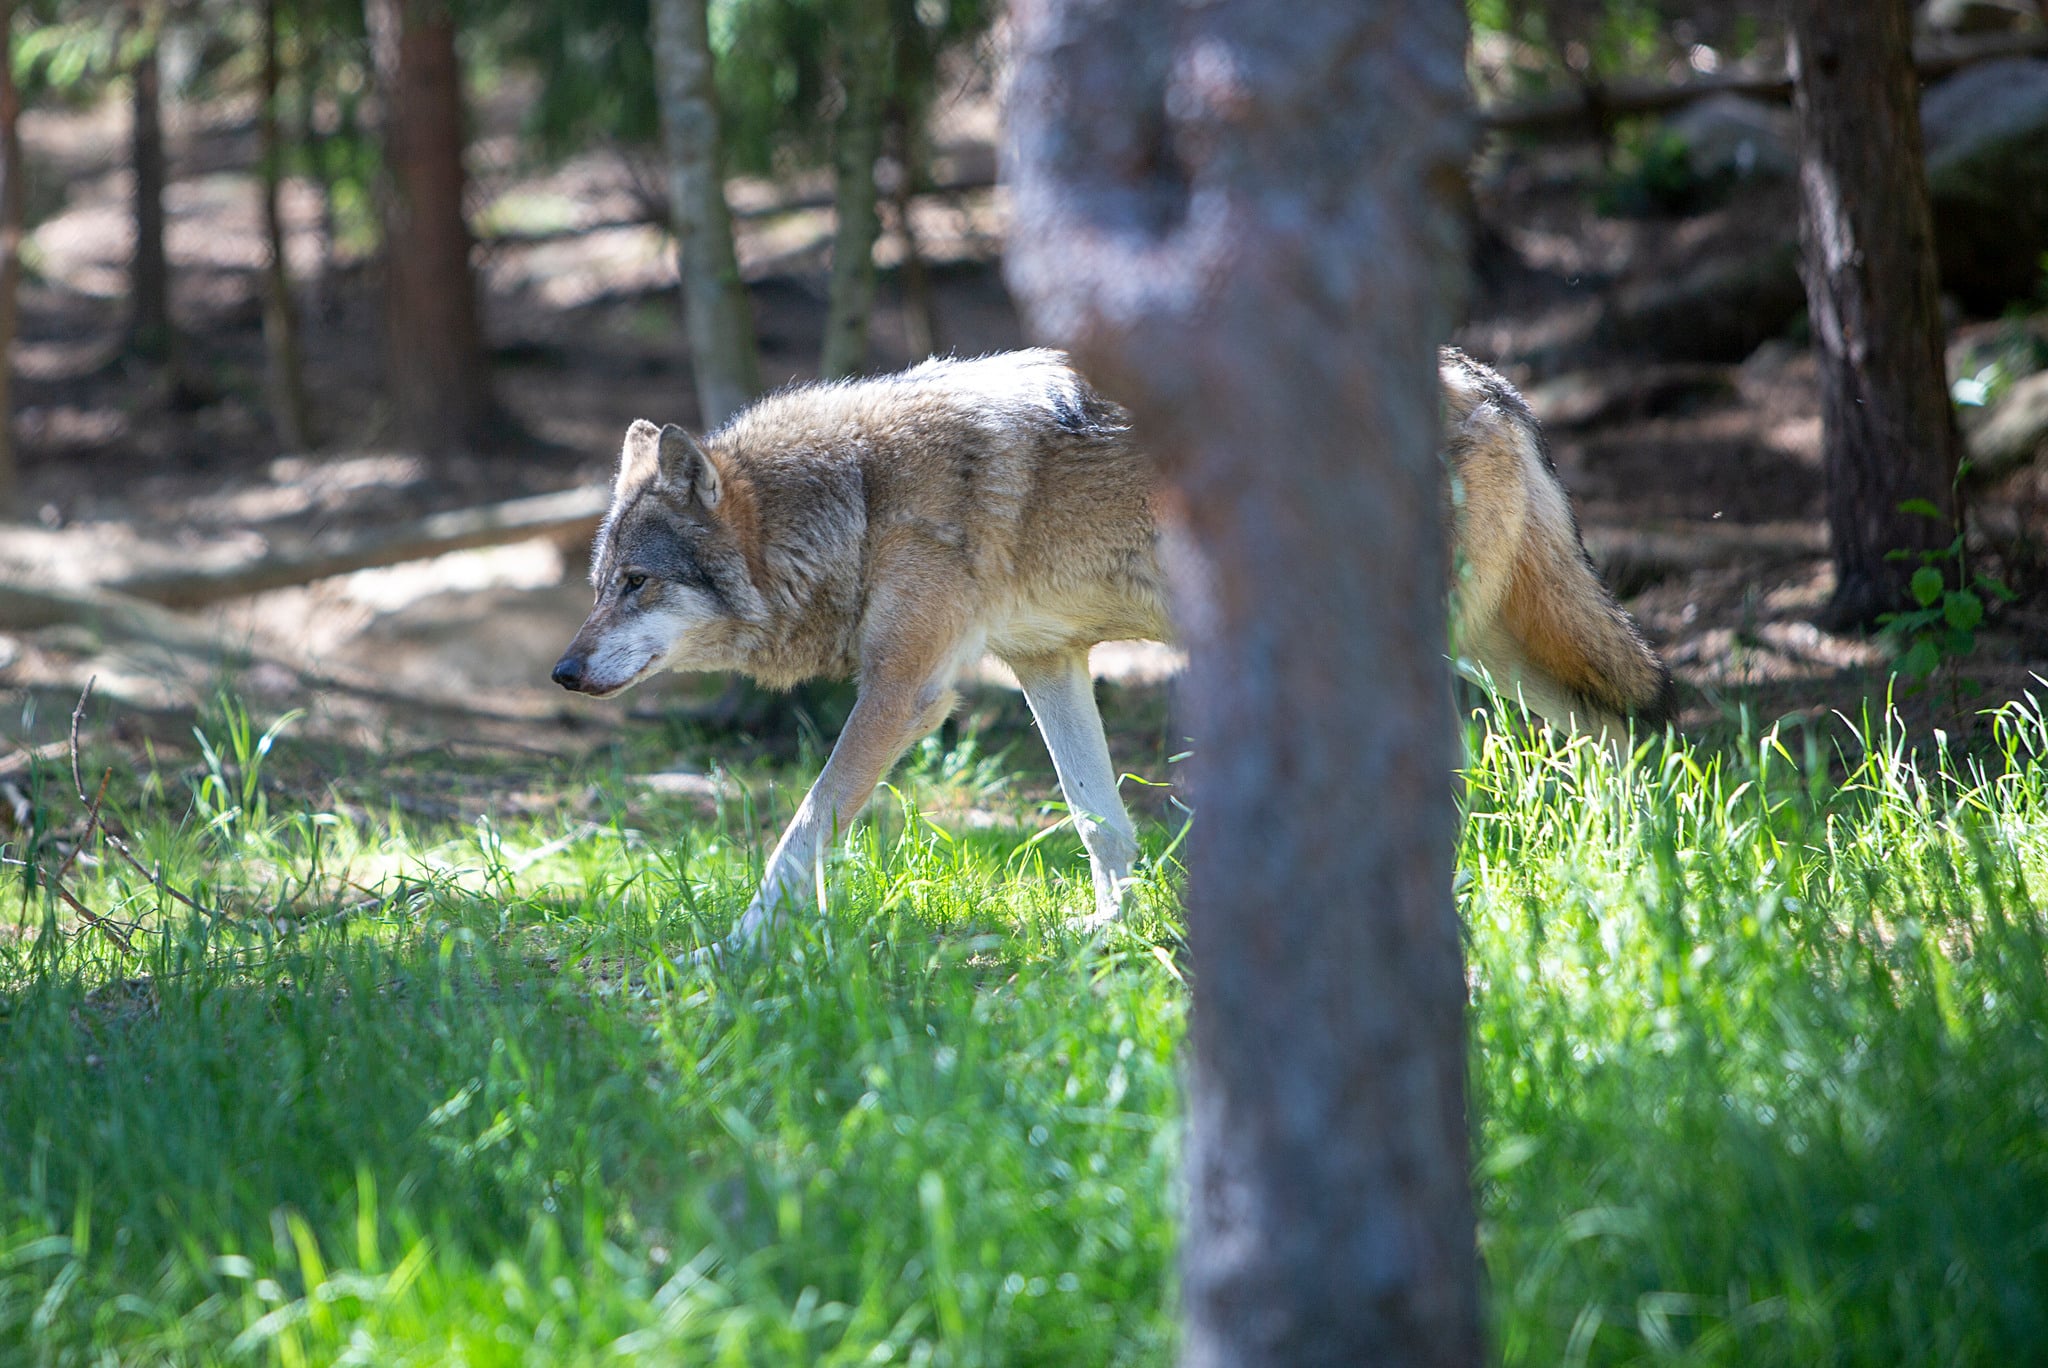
1008,650,1139,928
724,672,961,951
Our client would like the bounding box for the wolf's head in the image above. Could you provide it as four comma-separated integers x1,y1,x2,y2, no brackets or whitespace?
552,420,765,698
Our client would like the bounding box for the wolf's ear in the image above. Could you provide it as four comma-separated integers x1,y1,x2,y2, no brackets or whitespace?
616,421,723,508
656,423,722,508
616,420,664,496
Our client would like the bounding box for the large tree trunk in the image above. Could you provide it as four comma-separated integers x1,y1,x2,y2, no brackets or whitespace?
1789,0,1963,628
818,0,889,381
648,0,759,429
1006,2,1481,1365
128,6,172,362
259,0,311,449
365,0,496,453
0,0,20,514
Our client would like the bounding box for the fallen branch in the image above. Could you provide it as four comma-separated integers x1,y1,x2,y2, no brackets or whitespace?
107,485,610,609
1479,29,2048,134
0,580,239,653
0,738,72,779
0,581,618,730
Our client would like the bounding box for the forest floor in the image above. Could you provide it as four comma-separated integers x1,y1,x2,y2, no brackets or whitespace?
2,78,2046,777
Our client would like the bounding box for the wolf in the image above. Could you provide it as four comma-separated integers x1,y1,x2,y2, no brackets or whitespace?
552,348,1669,947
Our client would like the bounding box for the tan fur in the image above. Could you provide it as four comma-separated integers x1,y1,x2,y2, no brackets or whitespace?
554,348,1668,947
1440,348,1672,736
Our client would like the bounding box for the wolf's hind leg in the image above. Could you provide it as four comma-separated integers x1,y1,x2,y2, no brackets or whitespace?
1008,650,1139,927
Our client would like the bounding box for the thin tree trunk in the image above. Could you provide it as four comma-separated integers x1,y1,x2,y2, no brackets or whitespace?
365,0,496,453
887,101,938,362
818,0,889,381
259,0,311,449
648,0,759,429
0,0,19,515
1789,0,1962,628
295,19,336,324
128,7,173,361
1007,2,1481,1365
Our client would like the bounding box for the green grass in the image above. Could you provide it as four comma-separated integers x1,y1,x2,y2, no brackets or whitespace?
4,689,2048,1364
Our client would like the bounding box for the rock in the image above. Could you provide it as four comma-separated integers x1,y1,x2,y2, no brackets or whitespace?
1966,369,2048,476
1920,0,2039,34
1948,318,2048,390
1662,95,1797,186
1602,241,1807,362
1922,59,2048,314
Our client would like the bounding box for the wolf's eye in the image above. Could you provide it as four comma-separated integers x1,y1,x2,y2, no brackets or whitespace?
622,573,647,594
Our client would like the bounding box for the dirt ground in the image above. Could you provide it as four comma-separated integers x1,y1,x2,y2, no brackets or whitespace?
2,79,2044,796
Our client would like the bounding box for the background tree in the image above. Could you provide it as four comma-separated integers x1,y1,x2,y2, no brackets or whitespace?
817,0,890,380
364,0,495,452
1007,0,1481,1363
0,0,19,513
650,0,759,428
1788,0,1964,627
258,0,311,447
127,1,172,362
503,0,989,386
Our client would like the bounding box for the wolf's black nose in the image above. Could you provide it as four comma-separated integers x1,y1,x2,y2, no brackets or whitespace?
551,655,585,691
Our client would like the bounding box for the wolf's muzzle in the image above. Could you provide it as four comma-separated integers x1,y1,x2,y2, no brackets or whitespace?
550,654,587,691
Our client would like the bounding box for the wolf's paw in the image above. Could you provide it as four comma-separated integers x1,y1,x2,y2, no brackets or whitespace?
1067,895,1131,934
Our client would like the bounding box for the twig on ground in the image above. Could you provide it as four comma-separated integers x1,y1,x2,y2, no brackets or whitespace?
49,766,109,887
41,764,140,954
47,881,136,954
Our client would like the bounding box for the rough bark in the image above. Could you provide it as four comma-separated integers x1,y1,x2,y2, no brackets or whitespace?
128,7,172,361
365,0,496,452
1789,0,1964,628
0,0,20,514
259,0,311,449
648,0,760,429
818,0,890,381
1006,2,1481,1365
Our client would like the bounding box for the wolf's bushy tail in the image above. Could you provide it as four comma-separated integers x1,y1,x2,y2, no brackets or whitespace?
1442,348,1674,736
1497,517,1675,729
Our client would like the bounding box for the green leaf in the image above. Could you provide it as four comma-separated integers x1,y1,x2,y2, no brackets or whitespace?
1899,637,1942,679
1946,628,1977,657
1897,498,1945,520
1911,566,1946,608
1943,590,1983,633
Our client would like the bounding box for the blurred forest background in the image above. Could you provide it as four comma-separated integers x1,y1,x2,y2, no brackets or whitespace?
0,0,2045,750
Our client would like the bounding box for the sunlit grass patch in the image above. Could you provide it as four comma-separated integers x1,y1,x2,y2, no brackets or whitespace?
1465,702,2048,1366
0,698,1186,1365
4,687,2048,1363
